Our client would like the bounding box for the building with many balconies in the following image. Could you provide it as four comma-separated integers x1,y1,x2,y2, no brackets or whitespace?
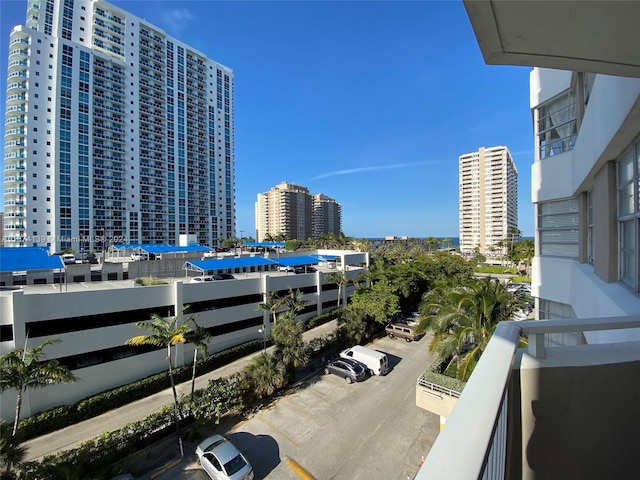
417,2,640,479
255,181,342,241
459,146,518,257
3,0,235,252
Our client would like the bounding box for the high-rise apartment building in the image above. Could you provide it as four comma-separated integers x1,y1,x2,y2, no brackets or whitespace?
3,0,235,252
312,193,341,239
255,181,341,241
458,146,518,256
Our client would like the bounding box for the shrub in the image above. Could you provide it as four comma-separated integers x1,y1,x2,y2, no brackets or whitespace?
133,276,168,286
422,360,466,394
306,309,341,329
17,340,264,440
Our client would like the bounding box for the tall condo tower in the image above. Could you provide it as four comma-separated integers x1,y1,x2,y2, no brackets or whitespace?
3,0,235,251
255,181,342,241
458,146,518,256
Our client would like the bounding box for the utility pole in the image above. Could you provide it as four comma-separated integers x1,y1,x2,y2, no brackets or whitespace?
258,325,266,353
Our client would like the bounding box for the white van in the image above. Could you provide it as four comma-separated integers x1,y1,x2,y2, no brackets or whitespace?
340,345,389,376
61,253,77,265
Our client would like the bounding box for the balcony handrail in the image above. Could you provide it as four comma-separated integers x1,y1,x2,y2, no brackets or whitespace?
417,316,640,479
519,316,640,358
416,377,462,399
416,322,521,480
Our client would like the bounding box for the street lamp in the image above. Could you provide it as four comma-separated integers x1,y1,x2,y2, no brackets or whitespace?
239,230,244,255
258,325,266,353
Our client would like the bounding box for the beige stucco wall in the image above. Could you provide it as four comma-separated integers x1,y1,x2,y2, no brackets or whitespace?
508,342,640,480
415,385,459,418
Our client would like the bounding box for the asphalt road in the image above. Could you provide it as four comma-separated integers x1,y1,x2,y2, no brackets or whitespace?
156,333,440,480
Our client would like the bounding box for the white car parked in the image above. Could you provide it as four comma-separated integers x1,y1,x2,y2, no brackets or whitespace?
195,434,254,480
189,276,214,283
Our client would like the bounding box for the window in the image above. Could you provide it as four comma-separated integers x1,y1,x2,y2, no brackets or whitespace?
587,190,594,264
538,198,579,258
617,140,640,291
536,89,578,160
538,299,579,347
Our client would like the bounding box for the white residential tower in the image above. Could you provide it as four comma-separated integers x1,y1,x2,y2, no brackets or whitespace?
3,0,235,251
458,146,518,256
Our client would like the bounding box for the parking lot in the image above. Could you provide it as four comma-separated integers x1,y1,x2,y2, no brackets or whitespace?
157,333,440,480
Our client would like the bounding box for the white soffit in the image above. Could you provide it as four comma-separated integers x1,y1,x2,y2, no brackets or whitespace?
463,0,640,78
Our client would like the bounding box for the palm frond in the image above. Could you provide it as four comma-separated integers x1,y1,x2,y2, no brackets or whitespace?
125,335,162,346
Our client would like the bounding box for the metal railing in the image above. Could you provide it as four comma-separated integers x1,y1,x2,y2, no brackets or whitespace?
416,377,461,399
416,316,640,479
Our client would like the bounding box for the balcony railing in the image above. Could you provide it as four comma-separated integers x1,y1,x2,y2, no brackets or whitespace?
416,315,640,480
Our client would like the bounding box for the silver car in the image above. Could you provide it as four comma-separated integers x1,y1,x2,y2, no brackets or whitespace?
324,358,367,384
195,434,254,480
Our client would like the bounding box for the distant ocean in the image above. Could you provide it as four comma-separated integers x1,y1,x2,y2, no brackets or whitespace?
366,237,460,247
365,236,533,247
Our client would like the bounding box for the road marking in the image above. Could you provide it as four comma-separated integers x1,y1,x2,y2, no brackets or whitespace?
282,397,326,426
286,457,316,480
256,415,301,448
149,458,182,479
231,418,249,430
304,382,346,405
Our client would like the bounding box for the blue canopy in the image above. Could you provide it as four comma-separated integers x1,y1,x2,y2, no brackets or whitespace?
114,244,211,253
276,256,321,267
0,247,64,272
313,254,337,262
186,257,279,273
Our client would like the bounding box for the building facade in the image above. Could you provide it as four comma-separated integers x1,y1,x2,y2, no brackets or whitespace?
458,146,518,256
255,181,341,241
0,250,368,422
3,0,235,252
531,70,640,324
312,193,342,239
417,2,640,478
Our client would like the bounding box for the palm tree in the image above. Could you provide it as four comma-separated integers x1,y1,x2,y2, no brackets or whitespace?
327,270,353,307
256,291,285,325
0,420,26,478
184,320,211,409
243,353,286,398
425,236,440,252
125,306,195,414
271,310,309,377
354,238,370,252
283,287,310,314
417,278,521,381
338,305,368,345
0,338,78,436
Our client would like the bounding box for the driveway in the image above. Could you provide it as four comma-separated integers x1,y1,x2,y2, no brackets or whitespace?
156,333,440,480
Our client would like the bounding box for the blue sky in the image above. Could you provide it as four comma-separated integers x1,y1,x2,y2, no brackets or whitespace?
0,0,534,239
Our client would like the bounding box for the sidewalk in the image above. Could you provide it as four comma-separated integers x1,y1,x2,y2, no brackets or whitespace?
23,319,338,462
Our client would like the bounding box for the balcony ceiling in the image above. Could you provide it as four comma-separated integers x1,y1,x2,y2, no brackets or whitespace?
463,0,640,78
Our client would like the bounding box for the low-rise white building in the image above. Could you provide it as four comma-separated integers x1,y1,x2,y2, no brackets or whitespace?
0,250,368,422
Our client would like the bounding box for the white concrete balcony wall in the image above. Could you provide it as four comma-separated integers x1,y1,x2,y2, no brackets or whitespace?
533,257,640,343
531,69,640,204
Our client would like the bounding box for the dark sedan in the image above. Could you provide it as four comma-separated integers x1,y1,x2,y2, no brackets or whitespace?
213,273,235,280
324,358,367,384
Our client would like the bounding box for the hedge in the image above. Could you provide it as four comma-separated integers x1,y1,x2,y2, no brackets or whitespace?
17,339,264,440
